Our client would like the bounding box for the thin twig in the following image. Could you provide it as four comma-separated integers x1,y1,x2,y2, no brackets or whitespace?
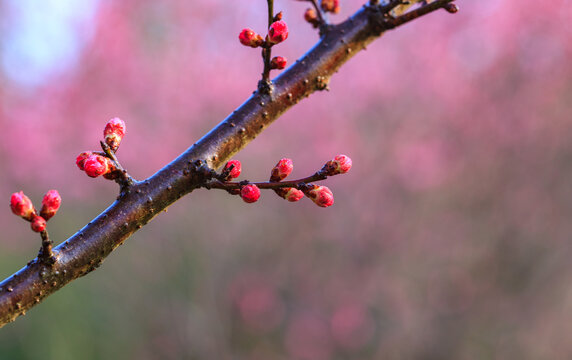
38,231,55,265
384,0,455,28
207,171,329,191
309,0,326,24
260,0,275,90
100,141,135,191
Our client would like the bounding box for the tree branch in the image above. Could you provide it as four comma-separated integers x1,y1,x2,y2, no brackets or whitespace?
0,0,456,327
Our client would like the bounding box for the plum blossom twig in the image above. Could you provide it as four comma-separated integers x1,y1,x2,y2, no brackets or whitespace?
0,0,459,328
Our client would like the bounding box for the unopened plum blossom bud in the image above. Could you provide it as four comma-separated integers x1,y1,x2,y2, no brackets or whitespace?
321,0,340,14
76,151,93,171
268,20,288,44
239,28,264,48
444,3,459,13
276,187,304,202
304,8,320,27
270,158,294,182
104,117,126,152
273,11,283,22
224,160,242,180
40,190,61,221
270,56,287,70
305,185,334,207
10,191,35,221
30,216,47,233
83,155,114,178
323,154,352,176
240,184,261,203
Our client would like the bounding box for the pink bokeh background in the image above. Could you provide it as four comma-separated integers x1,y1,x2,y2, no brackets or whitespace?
1,1,572,358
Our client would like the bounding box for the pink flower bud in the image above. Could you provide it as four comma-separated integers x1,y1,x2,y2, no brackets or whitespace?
270,56,287,70
30,215,47,232
104,117,126,152
268,20,288,44
323,154,352,175
239,28,264,48
321,0,340,14
240,184,261,203
40,190,61,221
83,155,113,178
224,160,242,180
10,191,35,221
304,8,320,28
282,188,304,202
305,185,334,207
444,3,459,13
270,158,294,182
76,151,93,171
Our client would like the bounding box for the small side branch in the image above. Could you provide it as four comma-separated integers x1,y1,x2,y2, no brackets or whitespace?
38,231,56,265
207,172,328,191
100,141,135,192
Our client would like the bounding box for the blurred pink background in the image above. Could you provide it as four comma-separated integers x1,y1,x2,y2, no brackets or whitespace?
1,0,572,359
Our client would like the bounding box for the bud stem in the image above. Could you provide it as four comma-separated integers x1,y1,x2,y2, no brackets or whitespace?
259,0,275,93
39,230,56,265
100,141,135,191
309,0,326,25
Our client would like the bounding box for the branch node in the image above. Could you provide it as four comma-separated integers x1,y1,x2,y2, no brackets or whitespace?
38,231,56,266
258,79,274,96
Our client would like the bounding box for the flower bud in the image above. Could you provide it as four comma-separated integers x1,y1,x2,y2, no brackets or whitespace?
323,154,352,175
10,191,35,221
444,3,459,13
270,56,287,70
239,28,264,48
275,187,304,202
270,158,294,182
240,184,261,203
76,151,93,171
268,20,288,44
304,8,320,28
321,0,340,14
273,11,283,22
40,190,61,221
104,117,126,152
83,155,113,178
305,185,334,207
30,215,47,232
224,160,242,180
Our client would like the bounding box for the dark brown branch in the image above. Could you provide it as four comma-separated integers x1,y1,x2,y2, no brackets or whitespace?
0,0,457,327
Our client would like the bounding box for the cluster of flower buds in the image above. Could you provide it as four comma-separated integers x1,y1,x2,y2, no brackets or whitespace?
218,155,352,207
239,12,289,73
269,158,305,202
76,118,125,179
10,190,61,233
77,152,117,178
